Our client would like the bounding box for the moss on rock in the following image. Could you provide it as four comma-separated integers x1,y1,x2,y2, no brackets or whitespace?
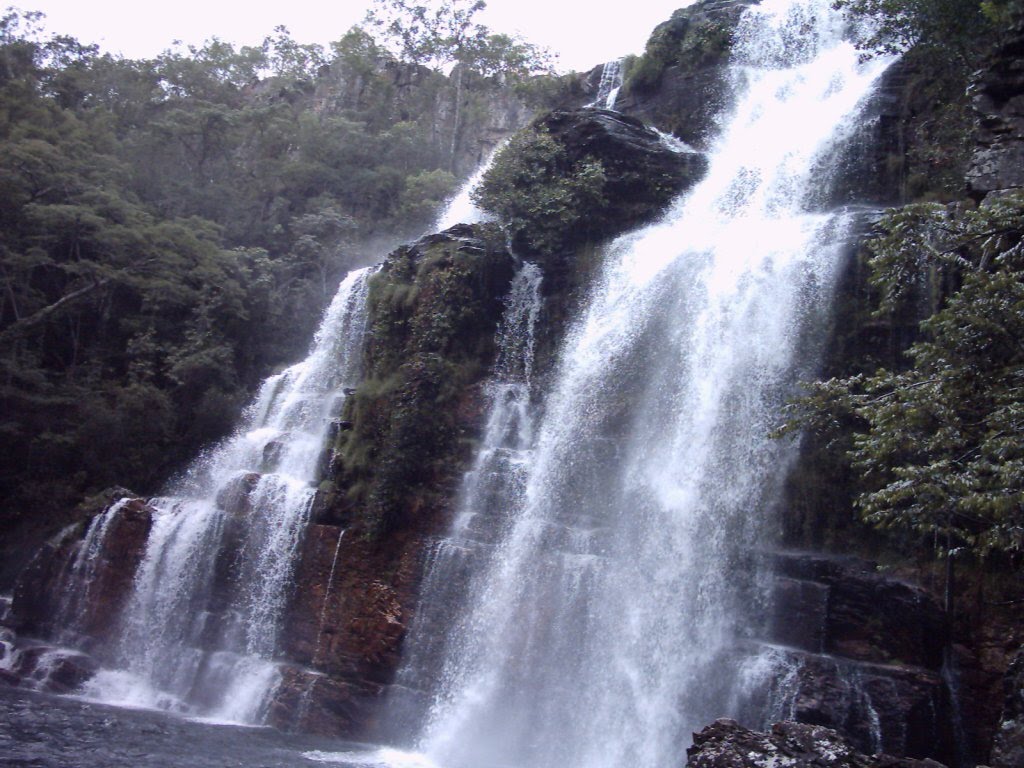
473,107,707,258
333,224,516,537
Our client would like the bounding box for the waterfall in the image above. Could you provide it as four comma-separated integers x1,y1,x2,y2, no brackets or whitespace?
589,58,624,110
408,0,893,766
434,141,507,230
81,266,374,721
54,497,131,642
385,262,543,735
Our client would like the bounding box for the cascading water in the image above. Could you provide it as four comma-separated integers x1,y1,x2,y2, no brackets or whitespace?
81,266,374,721
434,141,507,230
403,1,894,766
53,497,131,642
589,58,624,110
385,262,543,735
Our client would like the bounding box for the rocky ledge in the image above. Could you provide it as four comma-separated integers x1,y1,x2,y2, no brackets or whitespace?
686,719,948,768
967,19,1024,197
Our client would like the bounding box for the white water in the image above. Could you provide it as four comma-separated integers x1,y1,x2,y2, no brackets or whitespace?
83,266,374,722
53,497,130,640
385,263,543,734
589,58,624,110
407,1,894,767
434,141,507,230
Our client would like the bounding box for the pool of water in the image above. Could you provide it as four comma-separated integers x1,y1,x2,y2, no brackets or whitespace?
0,685,430,768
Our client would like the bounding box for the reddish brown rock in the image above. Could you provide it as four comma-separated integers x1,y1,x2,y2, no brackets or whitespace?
277,523,429,738
11,491,154,648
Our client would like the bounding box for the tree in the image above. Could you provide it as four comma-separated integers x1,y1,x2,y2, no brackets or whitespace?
832,0,1017,68
363,0,554,169
364,0,487,70
777,193,1024,561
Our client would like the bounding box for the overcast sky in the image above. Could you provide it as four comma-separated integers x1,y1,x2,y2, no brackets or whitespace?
20,0,690,73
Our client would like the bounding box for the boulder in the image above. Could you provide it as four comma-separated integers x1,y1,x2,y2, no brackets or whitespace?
483,108,706,259
617,0,757,148
540,107,707,234
0,640,99,695
686,719,948,768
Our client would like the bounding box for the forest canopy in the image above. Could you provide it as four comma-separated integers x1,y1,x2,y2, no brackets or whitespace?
0,1,553,540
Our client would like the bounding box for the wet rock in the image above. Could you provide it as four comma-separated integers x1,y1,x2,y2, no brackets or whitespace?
276,523,424,739
11,493,154,645
263,440,286,468
769,576,829,653
266,665,381,736
1,641,100,694
215,472,261,518
754,553,954,761
967,19,1024,197
991,645,1024,767
617,0,756,148
771,552,946,670
686,718,948,768
741,646,947,758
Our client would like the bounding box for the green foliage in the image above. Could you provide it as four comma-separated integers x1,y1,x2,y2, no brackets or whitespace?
833,0,1016,67
336,232,514,536
0,5,543,543
778,193,1024,557
626,8,734,94
396,168,457,224
472,126,607,254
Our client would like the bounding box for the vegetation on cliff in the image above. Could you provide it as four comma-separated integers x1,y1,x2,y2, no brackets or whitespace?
778,193,1024,562
332,227,515,536
0,3,549,566
472,108,708,256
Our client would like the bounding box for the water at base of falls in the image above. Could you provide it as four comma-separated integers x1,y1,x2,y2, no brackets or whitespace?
0,686,371,768
61,266,374,724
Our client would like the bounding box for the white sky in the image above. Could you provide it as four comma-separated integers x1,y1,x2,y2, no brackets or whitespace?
20,0,689,73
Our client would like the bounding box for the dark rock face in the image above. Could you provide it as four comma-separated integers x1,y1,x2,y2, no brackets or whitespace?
991,645,1024,767
686,719,947,768
617,0,756,149
771,553,945,669
539,107,707,236
746,553,953,762
967,20,1024,197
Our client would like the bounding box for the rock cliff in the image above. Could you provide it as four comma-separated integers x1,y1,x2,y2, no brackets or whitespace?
2,2,1023,764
